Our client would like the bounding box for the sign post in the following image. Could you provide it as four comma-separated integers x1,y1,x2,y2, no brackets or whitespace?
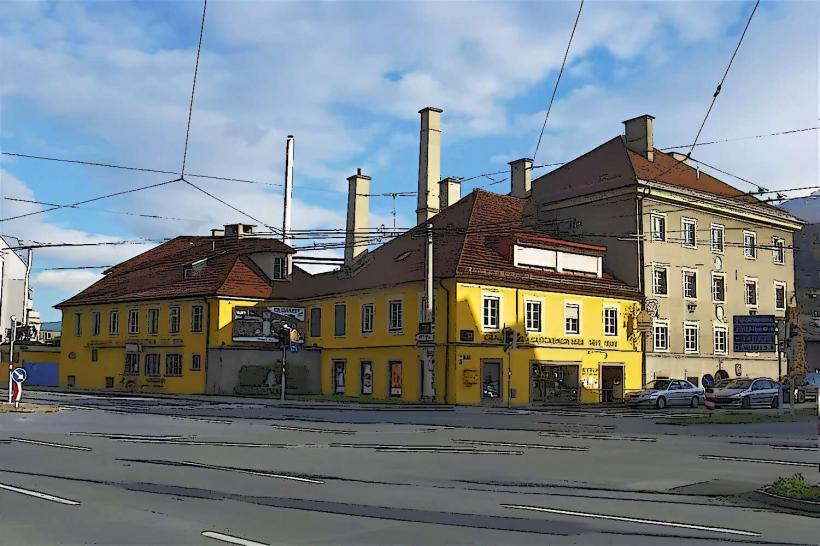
11,367,27,409
702,373,715,414
8,315,16,404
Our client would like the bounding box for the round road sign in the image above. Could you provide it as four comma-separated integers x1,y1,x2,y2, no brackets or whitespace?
701,374,715,389
11,367,27,383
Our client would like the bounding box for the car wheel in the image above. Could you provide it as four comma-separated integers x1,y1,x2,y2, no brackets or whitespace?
656,396,667,410
741,396,751,409
770,396,779,409
690,396,699,408
797,391,806,404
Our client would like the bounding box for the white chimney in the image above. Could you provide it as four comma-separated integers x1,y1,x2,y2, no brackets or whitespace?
282,135,294,246
623,114,655,161
509,158,532,198
438,177,461,210
345,168,370,267
416,107,442,225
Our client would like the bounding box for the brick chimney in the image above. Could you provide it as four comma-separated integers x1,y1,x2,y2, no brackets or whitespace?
344,168,370,267
438,177,460,210
509,158,533,198
416,107,442,225
623,114,655,161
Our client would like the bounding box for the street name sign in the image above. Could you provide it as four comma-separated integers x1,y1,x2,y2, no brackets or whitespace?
733,315,777,353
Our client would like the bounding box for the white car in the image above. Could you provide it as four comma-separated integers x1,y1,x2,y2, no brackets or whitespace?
625,379,705,409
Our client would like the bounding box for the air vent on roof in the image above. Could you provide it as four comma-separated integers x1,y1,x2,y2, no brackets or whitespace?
394,250,412,262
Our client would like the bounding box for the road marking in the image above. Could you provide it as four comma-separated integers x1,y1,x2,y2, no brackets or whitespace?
121,439,292,447
700,455,814,467
539,432,656,442
270,424,355,434
771,445,819,452
9,437,91,451
70,432,188,440
0,482,80,506
501,505,760,537
170,416,233,424
185,461,323,483
202,531,268,546
453,440,588,451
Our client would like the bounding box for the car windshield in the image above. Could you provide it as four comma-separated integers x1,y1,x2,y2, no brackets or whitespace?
716,379,752,389
645,380,670,390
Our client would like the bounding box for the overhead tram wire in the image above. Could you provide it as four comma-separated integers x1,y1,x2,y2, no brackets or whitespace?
3,197,200,223
659,126,818,151
180,0,208,178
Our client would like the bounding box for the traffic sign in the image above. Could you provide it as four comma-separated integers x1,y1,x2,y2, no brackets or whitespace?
733,315,777,352
11,368,27,383
704,388,716,411
701,374,715,389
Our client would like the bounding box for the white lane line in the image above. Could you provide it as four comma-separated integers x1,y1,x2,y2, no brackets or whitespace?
170,416,233,424
9,437,91,451
454,440,588,451
0,483,80,506
700,455,814,467
184,461,323,484
70,432,187,440
120,439,289,447
375,448,522,455
501,505,759,537
771,445,819,452
202,531,269,546
539,432,656,442
270,424,355,434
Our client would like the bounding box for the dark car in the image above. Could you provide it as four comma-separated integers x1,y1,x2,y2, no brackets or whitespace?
713,377,780,409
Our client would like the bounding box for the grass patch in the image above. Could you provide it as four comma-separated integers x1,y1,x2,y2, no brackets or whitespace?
0,403,58,413
767,474,820,502
657,408,814,425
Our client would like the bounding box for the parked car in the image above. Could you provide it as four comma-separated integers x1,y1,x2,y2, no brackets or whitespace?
791,372,820,403
713,377,780,409
625,379,704,409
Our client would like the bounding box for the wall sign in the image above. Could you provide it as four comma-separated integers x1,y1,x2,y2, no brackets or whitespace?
459,329,474,342
733,315,776,353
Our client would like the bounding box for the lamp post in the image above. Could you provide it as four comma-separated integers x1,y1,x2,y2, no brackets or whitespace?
8,315,16,404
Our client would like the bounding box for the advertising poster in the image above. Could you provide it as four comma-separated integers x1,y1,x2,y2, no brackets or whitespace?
361,362,373,395
333,361,345,394
389,361,402,396
232,306,305,346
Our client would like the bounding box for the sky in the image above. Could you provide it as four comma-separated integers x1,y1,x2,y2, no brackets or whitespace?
1,0,818,323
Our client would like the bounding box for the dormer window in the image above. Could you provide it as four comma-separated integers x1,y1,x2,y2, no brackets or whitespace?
512,242,602,278
184,257,209,279
273,256,287,280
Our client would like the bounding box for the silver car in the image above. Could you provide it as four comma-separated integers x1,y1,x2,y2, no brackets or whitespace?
713,377,780,409
625,379,705,409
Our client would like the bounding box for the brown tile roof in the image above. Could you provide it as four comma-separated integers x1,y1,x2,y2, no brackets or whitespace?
57,236,294,308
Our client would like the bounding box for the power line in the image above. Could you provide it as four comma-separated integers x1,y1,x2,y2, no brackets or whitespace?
3,197,200,223
659,126,818,151
180,0,208,177
183,179,280,234
532,0,584,163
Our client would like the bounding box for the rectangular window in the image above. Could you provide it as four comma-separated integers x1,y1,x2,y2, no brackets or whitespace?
128,309,139,334
482,296,500,329
653,321,669,352
310,307,322,337
684,322,699,354
652,266,668,296
774,282,786,311
650,213,666,242
273,256,287,280
91,312,100,336
109,310,119,335
745,278,758,306
191,305,203,333
682,218,697,248
144,354,160,377
565,303,580,335
361,303,374,334
74,313,82,337
711,224,724,253
191,354,201,371
165,354,182,376
388,300,403,332
147,308,159,334
604,307,617,337
168,306,180,334
772,237,785,265
712,274,726,303
334,303,346,336
91,349,98,362
743,230,757,259
124,353,139,374
683,270,697,299
525,300,542,332
714,326,728,355
105,377,114,389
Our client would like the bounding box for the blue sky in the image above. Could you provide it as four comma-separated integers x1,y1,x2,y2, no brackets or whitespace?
1,0,817,322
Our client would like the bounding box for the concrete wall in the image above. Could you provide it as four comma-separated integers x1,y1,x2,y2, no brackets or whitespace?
206,346,321,395
0,238,27,342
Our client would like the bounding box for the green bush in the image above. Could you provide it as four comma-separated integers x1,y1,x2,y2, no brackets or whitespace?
769,474,820,501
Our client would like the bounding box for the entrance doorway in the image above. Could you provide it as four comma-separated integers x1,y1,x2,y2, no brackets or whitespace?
481,360,502,402
530,362,579,405
332,360,345,394
601,365,624,403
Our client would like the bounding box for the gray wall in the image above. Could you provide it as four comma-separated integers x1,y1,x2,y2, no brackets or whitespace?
206,347,321,395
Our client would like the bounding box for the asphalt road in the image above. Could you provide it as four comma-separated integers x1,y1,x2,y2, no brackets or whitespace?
0,391,817,545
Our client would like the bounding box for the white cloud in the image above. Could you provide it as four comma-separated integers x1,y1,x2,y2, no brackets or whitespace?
32,270,102,296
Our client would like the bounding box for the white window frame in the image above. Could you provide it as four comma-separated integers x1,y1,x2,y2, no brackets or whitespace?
682,268,698,300
744,277,759,307
272,256,287,280
603,306,618,337
681,217,697,248
713,324,728,355
109,310,119,335
710,223,725,254
361,303,374,334
191,305,203,333
191,354,202,371
650,212,667,242
652,265,669,297
482,295,500,330
168,306,180,334
165,354,183,376
774,281,787,311
653,320,670,353
91,312,100,337
684,321,699,354
711,272,726,303
743,230,757,259
388,299,403,332
564,302,581,335
147,308,159,335
525,299,542,332
772,237,785,265
128,309,139,334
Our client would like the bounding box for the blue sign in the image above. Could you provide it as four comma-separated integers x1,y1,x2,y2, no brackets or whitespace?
290,344,299,353
733,315,777,353
702,374,715,389
11,367,27,383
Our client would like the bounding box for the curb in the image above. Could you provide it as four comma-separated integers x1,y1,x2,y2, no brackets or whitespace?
751,488,820,516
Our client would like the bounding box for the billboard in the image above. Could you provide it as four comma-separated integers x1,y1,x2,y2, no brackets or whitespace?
232,306,305,346
733,315,777,353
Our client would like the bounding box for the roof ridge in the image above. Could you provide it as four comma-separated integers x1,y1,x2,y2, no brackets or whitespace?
453,191,482,273
531,135,625,186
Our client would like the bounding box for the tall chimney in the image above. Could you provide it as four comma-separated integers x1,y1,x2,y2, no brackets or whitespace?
344,168,370,267
438,177,461,210
623,114,655,161
282,135,294,246
509,158,533,198
416,107,443,225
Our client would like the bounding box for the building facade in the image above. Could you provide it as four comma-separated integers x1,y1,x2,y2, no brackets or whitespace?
1,236,32,343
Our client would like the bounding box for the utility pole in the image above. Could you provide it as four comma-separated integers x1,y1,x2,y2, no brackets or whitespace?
280,324,291,402
422,223,435,400
282,135,294,247
8,315,16,404
22,249,32,328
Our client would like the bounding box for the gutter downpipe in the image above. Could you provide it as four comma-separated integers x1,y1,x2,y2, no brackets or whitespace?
202,297,212,394
636,188,647,387
439,278,450,404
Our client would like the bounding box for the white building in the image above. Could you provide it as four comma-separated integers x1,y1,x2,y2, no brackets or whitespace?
0,236,32,342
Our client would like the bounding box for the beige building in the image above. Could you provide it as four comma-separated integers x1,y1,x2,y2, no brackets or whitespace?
524,115,804,385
